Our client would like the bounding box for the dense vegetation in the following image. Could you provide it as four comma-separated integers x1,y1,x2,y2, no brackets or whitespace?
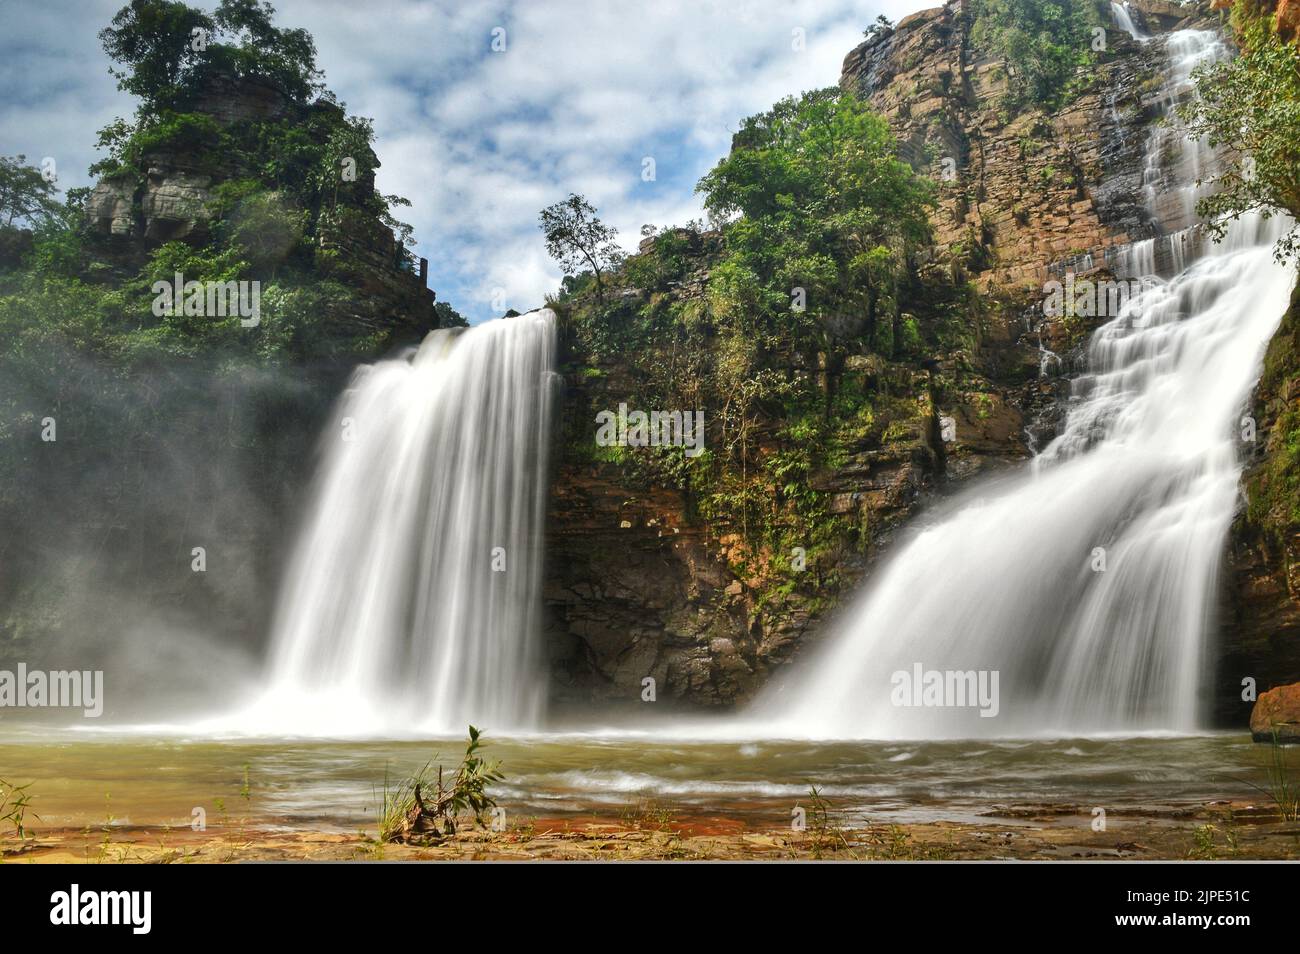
547,88,978,590
970,0,1108,111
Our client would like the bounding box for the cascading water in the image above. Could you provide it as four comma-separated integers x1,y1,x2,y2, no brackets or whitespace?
230,310,558,736
752,28,1296,740
1111,2,1150,43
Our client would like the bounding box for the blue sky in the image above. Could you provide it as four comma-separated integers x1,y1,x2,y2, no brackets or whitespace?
0,0,920,322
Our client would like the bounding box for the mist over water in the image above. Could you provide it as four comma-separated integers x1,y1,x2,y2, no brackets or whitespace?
216,310,559,737
748,29,1295,740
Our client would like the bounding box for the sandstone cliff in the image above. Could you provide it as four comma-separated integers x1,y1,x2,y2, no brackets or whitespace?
543,0,1215,712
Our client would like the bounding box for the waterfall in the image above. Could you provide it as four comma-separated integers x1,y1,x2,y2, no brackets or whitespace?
753,29,1295,740
234,310,558,736
1111,2,1149,42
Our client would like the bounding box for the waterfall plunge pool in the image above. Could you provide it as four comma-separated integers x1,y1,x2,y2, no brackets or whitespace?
0,726,1281,841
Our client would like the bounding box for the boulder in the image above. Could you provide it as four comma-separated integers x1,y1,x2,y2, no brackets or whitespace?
1250,683,1300,742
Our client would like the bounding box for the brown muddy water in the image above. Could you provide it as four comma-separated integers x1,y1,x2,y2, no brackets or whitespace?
0,724,1288,836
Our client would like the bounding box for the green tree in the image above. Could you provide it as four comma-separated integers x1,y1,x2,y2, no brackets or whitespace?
1182,10,1300,261
0,156,62,228
100,0,321,113
697,88,933,363
434,301,469,328
539,194,623,300
865,14,894,38
99,0,216,112
204,0,322,104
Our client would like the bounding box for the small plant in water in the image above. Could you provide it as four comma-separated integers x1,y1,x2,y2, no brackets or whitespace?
798,785,854,859
379,726,504,844
1263,731,1299,822
0,778,39,849
1189,823,1221,860
97,793,116,863
1188,811,1241,861
1228,731,1300,823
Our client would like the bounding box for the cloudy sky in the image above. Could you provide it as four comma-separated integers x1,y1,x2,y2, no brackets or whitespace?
0,0,921,322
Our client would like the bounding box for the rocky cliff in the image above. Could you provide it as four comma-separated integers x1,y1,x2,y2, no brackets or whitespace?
1226,271,1300,723
543,0,1216,712
1205,0,1300,728
84,68,438,343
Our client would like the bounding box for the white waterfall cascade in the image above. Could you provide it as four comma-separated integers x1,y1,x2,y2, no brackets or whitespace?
752,29,1296,740
1111,1,1150,42
231,309,558,737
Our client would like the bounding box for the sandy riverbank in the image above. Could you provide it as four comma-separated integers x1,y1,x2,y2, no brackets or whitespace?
6,800,1298,862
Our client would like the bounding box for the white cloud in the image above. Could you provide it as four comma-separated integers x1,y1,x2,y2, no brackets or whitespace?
0,0,927,321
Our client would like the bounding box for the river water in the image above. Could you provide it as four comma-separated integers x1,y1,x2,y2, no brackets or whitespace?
0,726,1278,833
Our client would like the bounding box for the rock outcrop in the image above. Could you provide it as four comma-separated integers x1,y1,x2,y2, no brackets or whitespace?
543,1,1209,709
84,67,437,339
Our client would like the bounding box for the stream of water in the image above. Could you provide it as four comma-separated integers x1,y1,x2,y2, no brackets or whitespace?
224,310,559,737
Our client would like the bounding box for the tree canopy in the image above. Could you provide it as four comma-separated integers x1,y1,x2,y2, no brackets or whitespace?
0,156,62,229
696,87,934,352
100,0,322,113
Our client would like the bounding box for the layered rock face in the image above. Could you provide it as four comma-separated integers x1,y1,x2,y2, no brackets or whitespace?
543,1,1202,710
844,5,1142,291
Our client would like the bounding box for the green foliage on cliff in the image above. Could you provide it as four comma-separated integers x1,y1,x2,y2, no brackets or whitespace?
970,0,1106,110
2,0,446,373
553,88,971,586
697,88,933,361
0,1,451,656
1182,7,1300,261
1245,282,1300,532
